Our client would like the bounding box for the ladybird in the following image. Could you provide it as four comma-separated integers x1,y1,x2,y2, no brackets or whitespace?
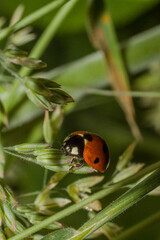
61,131,109,172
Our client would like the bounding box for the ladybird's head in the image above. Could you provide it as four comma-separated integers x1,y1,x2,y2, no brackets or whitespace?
61,134,84,158
61,140,72,155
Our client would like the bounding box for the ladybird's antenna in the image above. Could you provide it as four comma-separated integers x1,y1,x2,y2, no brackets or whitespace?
56,138,61,148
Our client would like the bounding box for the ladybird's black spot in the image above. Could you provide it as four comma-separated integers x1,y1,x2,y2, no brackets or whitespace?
84,134,93,141
103,142,108,154
94,157,99,164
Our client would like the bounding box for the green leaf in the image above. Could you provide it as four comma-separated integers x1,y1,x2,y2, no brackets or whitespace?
88,212,122,239
1,202,16,232
4,47,28,57
14,143,51,152
116,141,137,171
9,5,24,26
67,176,104,211
47,89,74,105
9,57,47,69
0,179,17,206
113,163,145,183
43,111,53,144
42,228,76,240
10,27,36,46
26,89,55,111
24,77,61,98
27,77,61,89
0,184,7,202
25,213,63,230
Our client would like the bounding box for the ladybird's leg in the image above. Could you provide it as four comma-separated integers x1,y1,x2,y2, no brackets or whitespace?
69,157,82,166
68,157,78,171
70,157,76,164
69,158,84,171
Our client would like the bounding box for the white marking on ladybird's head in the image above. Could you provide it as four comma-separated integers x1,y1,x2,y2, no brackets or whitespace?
64,136,70,142
66,146,70,151
77,133,83,137
84,139,88,145
71,147,79,155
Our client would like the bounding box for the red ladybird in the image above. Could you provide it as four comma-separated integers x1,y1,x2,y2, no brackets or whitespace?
61,131,109,172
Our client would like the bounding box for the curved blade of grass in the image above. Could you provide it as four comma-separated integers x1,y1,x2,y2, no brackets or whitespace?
69,169,160,240
87,0,141,140
7,161,160,240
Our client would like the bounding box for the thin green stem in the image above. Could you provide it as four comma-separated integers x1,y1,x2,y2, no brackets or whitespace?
85,88,160,98
17,191,40,199
8,161,160,240
3,149,35,164
0,0,68,41
66,87,160,98
115,210,160,240
70,169,160,240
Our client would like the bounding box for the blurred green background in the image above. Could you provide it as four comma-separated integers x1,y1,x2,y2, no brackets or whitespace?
0,0,160,239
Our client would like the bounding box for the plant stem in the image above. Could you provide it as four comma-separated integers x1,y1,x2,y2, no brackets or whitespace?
66,87,160,98
8,161,160,240
115,210,160,240
70,169,160,240
17,191,40,199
